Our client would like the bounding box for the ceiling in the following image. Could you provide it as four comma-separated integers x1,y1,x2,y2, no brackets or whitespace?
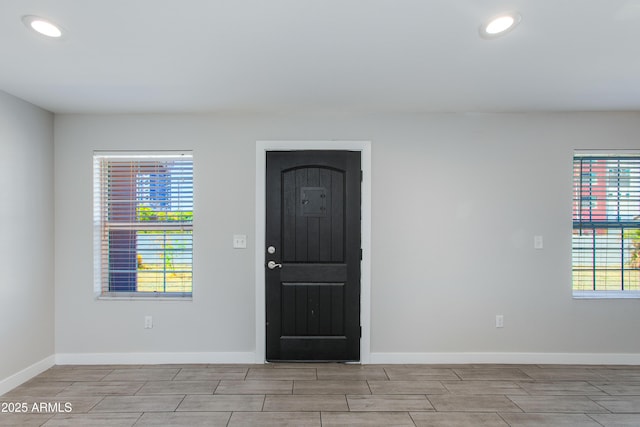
1,0,640,114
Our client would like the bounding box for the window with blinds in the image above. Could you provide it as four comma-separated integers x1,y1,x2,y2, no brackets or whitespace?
93,151,193,297
572,152,640,297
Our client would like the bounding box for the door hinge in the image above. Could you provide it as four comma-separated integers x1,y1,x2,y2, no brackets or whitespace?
360,248,363,260
360,170,363,182
360,326,362,338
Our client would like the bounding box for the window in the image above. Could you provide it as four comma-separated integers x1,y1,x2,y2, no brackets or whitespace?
572,152,640,297
93,151,193,298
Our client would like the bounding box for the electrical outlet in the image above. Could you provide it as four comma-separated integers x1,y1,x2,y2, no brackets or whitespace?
144,316,153,329
495,314,504,328
534,235,543,249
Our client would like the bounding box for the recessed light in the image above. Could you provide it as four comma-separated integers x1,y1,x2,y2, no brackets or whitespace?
22,15,64,38
479,12,521,39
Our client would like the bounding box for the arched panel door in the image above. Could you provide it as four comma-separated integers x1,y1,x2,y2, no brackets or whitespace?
266,151,361,361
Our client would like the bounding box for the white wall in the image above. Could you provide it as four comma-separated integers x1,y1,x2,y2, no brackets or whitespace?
54,112,640,364
0,91,54,389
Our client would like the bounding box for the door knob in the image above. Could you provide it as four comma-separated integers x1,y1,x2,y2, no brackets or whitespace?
267,261,282,270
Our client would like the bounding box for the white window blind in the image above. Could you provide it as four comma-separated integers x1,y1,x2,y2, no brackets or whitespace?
93,151,193,297
572,152,640,297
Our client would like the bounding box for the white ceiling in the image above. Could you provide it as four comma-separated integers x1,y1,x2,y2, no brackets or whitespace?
1,0,640,114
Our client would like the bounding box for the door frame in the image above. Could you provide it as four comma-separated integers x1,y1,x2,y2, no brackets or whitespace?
255,141,371,363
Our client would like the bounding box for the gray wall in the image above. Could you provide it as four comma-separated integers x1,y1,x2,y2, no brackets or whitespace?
0,91,54,384
54,112,640,362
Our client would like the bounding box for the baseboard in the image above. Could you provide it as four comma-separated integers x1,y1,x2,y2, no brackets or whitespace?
55,352,257,365
53,352,640,366
0,355,56,395
370,352,640,365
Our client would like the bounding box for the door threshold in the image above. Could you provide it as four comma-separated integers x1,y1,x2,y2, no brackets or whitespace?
265,360,361,364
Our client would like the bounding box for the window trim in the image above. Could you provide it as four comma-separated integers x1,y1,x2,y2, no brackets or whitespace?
573,290,640,299
93,150,194,299
572,151,640,299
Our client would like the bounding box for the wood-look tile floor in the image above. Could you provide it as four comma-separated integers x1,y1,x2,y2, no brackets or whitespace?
2,364,640,426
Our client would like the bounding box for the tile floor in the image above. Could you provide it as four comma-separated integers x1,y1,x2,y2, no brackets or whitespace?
2,364,640,426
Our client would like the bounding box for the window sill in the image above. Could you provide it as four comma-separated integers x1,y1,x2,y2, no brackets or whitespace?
573,291,640,299
97,293,192,301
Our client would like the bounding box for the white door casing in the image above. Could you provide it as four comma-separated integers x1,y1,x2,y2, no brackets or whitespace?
255,141,371,363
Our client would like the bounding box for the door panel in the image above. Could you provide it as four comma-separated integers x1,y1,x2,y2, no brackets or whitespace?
266,151,361,361
281,167,345,263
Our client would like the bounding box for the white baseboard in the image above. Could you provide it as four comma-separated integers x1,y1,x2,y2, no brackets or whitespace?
52,352,640,366
0,355,56,396
370,352,640,365
55,352,257,365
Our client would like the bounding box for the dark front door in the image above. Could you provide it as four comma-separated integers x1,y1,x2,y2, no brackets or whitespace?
266,150,361,361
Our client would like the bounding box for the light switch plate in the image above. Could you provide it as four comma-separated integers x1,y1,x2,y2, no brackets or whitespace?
233,234,247,249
